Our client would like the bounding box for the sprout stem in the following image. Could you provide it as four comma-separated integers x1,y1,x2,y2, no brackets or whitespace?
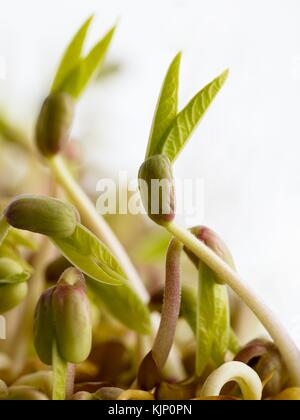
152,239,182,369
52,340,68,400
137,241,183,390
166,221,300,386
201,361,262,400
65,363,76,400
47,155,149,303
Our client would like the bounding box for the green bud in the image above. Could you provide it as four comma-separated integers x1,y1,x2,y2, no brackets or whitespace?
35,93,74,156
4,195,79,238
0,258,28,314
34,268,92,365
138,154,175,225
52,268,92,363
33,287,55,365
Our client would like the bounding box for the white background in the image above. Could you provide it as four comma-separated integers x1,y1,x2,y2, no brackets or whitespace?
1,0,300,343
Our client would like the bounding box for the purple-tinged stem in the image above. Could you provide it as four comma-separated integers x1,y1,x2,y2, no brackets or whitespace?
65,363,76,400
152,238,182,369
137,239,182,390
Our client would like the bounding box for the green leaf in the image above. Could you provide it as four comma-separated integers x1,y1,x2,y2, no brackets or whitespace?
51,15,93,94
209,281,230,367
51,223,125,286
87,277,151,335
145,53,181,158
181,284,238,361
158,69,229,162
180,285,197,333
0,271,30,286
59,26,116,99
196,263,230,376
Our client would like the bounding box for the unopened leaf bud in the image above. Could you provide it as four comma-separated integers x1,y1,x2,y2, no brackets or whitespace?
4,195,79,238
138,154,175,225
52,268,92,363
34,268,92,365
35,93,74,156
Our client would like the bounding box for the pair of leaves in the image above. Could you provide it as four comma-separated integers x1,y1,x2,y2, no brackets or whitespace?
51,223,151,334
145,54,228,162
145,53,181,158
51,223,126,286
51,16,115,99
